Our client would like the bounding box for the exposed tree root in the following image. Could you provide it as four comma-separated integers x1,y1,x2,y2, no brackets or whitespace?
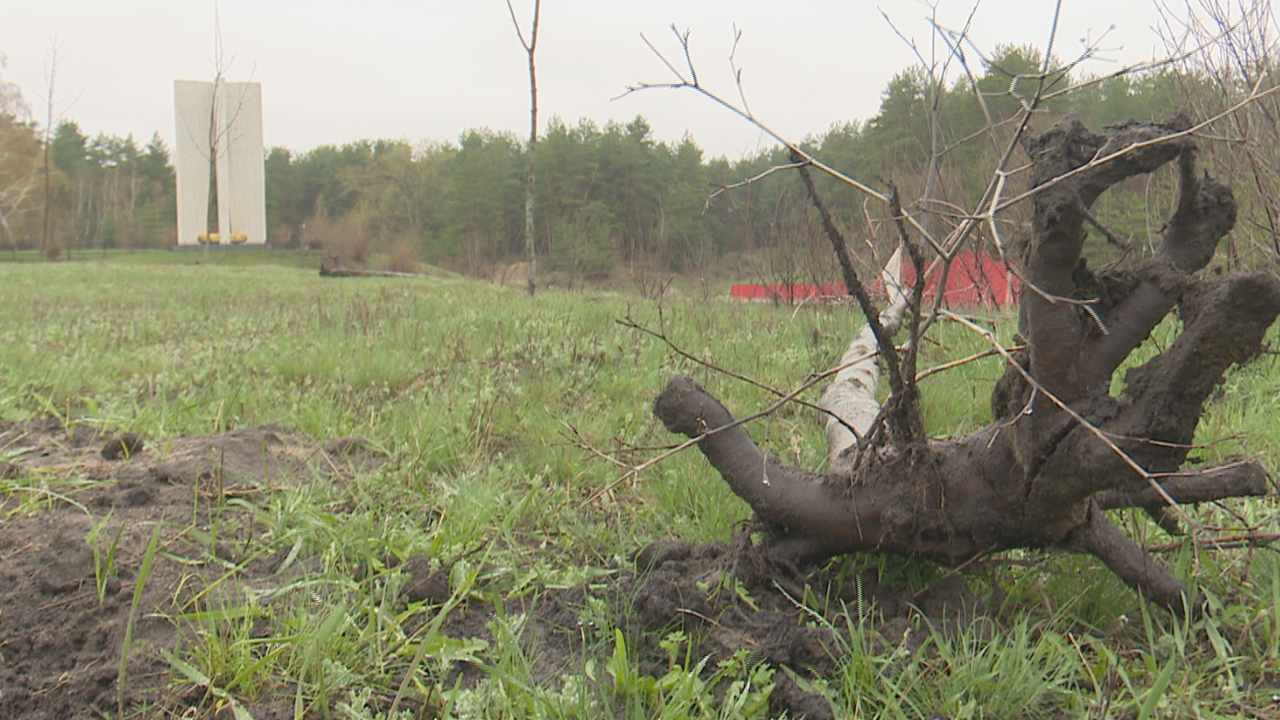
653,114,1280,615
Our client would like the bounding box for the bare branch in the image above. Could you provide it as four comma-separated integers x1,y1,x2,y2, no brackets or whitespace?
504,0,533,51
1096,462,1270,509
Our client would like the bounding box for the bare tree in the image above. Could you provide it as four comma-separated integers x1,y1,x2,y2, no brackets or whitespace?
633,23,1279,615
203,2,229,264
40,36,63,260
507,0,542,296
175,0,259,261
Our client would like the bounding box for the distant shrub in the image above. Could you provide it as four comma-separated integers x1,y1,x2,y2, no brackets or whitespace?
313,216,371,267
387,236,421,273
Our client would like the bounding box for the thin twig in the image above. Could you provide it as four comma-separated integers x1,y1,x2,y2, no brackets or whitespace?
676,607,759,645
706,162,805,207
1149,532,1279,553
582,345,880,506
616,315,858,430
915,344,1024,382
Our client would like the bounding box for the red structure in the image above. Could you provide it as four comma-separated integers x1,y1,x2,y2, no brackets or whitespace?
728,283,841,302
729,252,1017,308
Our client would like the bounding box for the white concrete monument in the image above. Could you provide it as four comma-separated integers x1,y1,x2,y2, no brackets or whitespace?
174,80,265,246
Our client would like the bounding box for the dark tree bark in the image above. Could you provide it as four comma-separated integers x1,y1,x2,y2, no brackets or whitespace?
653,114,1280,614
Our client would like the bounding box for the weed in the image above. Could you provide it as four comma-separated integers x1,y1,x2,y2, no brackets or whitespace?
85,510,125,604
119,519,164,716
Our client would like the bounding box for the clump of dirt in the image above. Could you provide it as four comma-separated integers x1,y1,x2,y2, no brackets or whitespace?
400,535,989,720
0,417,385,719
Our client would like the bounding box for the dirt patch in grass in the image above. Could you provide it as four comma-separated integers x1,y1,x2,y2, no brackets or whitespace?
400,536,987,720
0,417,983,719
0,418,384,719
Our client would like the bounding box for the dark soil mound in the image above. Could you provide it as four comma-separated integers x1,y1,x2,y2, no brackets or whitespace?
0,418,383,719
396,534,988,720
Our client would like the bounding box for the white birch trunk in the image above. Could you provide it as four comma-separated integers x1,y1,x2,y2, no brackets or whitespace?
820,247,909,475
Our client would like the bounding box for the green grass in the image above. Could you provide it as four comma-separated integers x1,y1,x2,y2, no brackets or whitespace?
0,246,325,267
0,259,1277,719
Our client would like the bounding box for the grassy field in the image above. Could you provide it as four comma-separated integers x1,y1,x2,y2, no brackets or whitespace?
1,254,1278,718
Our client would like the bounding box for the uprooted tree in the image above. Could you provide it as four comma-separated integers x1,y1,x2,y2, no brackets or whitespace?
652,111,1280,615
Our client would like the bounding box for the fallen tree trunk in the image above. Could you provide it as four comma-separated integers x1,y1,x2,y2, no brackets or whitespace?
654,114,1280,614
319,266,433,279
319,254,439,279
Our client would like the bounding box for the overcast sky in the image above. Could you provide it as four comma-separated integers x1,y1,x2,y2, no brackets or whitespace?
2,1,1171,160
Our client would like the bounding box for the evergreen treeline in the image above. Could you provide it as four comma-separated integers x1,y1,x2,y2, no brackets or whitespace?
265,47,1203,281
48,122,175,253
0,117,174,257
2,45,1274,275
